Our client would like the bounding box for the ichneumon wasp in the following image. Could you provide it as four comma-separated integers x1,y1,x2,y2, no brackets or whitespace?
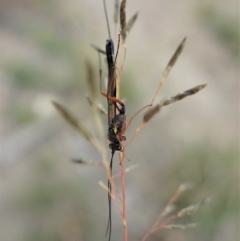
101,1,127,240
95,0,142,239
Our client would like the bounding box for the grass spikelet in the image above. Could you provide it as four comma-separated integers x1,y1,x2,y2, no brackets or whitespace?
178,182,195,192
71,159,101,166
143,84,206,123
120,0,127,42
178,197,211,217
85,60,97,102
164,223,199,230
91,44,106,55
161,84,207,106
86,95,108,115
149,37,187,107
168,37,186,68
52,101,100,150
114,0,119,24
71,159,87,164
126,12,138,33
143,102,163,123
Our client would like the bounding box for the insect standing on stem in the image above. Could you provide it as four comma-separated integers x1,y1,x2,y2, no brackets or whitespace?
101,1,127,240
100,0,126,241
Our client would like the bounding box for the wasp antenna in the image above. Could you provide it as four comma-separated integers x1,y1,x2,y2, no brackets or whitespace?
103,0,112,39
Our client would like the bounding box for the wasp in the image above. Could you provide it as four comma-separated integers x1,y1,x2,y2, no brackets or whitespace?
101,1,127,241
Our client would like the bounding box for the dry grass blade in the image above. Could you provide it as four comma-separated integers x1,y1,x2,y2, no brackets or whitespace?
85,60,97,102
161,84,207,106
120,0,126,42
52,101,100,149
150,37,187,107
114,0,119,24
91,44,106,55
86,96,107,115
126,12,138,33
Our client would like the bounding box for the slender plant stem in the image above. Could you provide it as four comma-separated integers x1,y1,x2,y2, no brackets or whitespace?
153,187,182,229
142,187,182,241
119,152,128,241
152,214,178,233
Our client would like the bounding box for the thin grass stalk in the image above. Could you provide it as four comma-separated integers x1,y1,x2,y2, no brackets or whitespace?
101,152,130,241
85,60,109,180
119,152,128,241
124,104,152,138
152,186,183,228
99,179,123,217
151,213,179,233
142,186,184,241
113,34,123,87
114,0,119,24
86,96,108,115
120,44,127,73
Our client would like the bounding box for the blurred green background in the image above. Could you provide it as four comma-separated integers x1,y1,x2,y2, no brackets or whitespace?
0,0,239,241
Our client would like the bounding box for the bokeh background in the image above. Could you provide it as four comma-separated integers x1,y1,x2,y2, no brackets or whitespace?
0,0,239,241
